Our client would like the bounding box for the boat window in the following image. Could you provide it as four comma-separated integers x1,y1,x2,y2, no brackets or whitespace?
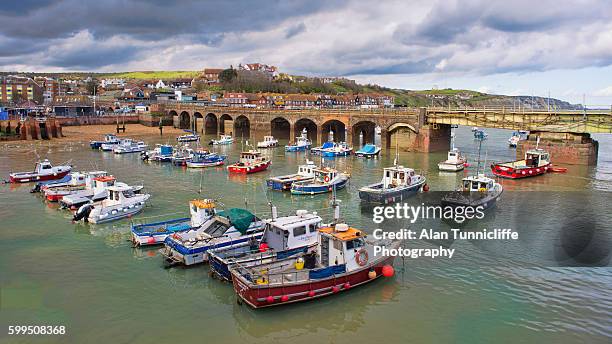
479,182,488,190
42,165,51,169
293,226,306,237
333,239,343,251
471,181,479,190
463,180,470,189
205,220,229,237
192,204,197,212
346,238,365,250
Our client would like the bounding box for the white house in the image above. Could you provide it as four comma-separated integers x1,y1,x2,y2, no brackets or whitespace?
155,80,166,89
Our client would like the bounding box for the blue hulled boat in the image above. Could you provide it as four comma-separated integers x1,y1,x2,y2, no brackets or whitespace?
291,167,350,195
285,129,312,152
160,208,265,266
267,160,317,191
186,152,226,168
358,164,426,204
131,199,217,246
310,141,335,155
355,144,381,158
321,142,352,157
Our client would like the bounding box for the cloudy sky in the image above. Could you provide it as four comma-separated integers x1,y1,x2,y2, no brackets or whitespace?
1,0,612,104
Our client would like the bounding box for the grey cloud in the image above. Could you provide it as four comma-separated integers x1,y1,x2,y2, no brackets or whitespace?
285,22,306,39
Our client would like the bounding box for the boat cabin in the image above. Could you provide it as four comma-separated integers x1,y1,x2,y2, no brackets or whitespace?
382,166,417,189
239,151,263,164
92,175,116,191
262,136,275,143
525,149,549,167
461,174,495,192
35,159,54,173
298,161,317,176
189,199,217,227
105,185,137,205
263,210,322,251
318,224,367,271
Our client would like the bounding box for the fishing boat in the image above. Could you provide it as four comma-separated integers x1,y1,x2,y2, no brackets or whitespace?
355,144,381,158
160,208,266,266
209,208,323,282
508,130,529,147
100,138,127,151
321,142,353,157
90,134,119,149
257,136,278,148
285,129,312,152
113,139,148,154
310,141,335,155
231,221,401,308
171,145,196,166
438,133,467,172
60,175,143,209
43,171,107,202
359,163,426,204
131,199,217,246
291,167,350,195
142,144,174,162
177,133,200,143
227,150,271,174
72,185,151,224
267,160,317,191
442,129,502,210
8,159,72,183
209,135,234,145
491,147,551,179
30,174,73,193
186,151,226,168
441,173,503,211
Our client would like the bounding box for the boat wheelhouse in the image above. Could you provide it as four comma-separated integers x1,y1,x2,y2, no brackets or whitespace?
186,152,226,168
131,199,217,246
290,167,350,195
160,208,266,266
9,159,72,183
90,134,119,149
209,209,323,281
285,129,312,152
257,136,279,148
491,148,551,179
227,150,271,174
267,160,317,191
209,135,234,145
355,144,381,158
142,144,174,162
231,222,401,308
73,184,151,224
359,165,426,204
59,175,143,209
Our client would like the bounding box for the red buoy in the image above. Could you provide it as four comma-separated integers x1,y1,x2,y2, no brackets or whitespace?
343,282,351,289
281,295,289,302
382,265,394,277
266,296,274,303
308,290,316,297
332,286,340,293
422,184,430,192
147,237,156,244
259,243,269,252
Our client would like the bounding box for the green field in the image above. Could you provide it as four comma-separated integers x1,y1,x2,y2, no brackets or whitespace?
99,71,200,80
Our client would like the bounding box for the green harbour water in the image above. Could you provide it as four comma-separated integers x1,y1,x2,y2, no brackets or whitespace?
0,127,611,343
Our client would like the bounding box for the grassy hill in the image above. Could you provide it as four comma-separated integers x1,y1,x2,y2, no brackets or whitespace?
99,71,200,80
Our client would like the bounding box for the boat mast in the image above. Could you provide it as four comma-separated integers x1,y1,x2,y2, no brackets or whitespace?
475,130,485,175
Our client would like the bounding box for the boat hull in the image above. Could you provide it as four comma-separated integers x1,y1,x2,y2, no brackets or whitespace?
131,217,192,246
186,160,224,168
438,162,465,172
359,181,424,204
228,160,271,174
355,150,380,158
285,145,310,152
232,255,396,308
291,177,349,195
491,163,551,179
267,175,314,191
9,170,71,184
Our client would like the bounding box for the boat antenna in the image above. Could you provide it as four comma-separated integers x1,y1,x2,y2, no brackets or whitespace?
475,130,485,174
451,131,456,151
197,168,203,194
394,139,399,167
331,188,340,225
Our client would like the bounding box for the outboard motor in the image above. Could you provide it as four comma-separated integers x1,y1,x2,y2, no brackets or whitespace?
31,183,42,193
73,203,92,222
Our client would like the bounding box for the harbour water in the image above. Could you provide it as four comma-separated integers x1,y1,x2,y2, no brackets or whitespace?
0,127,611,343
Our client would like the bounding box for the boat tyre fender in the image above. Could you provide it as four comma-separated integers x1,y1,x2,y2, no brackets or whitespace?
355,249,368,266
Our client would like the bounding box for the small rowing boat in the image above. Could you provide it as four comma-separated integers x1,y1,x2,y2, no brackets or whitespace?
291,167,350,195
267,160,317,191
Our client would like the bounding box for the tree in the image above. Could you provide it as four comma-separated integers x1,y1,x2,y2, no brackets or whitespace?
86,79,99,95
219,68,238,83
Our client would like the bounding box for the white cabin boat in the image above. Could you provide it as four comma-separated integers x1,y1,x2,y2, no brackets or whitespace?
113,139,148,154
210,135,234,145
257,136,279,148
359,165,426,204
74,185,151,224
438,133,467,172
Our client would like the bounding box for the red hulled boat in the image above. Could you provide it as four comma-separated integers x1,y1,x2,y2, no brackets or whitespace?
227,150,271,174
491,148,551,179
9,159,72,183
231,223,401,308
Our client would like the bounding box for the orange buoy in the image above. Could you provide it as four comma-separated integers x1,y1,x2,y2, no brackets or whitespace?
382,265,394,277
281,295,289,302
368,270,377,279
